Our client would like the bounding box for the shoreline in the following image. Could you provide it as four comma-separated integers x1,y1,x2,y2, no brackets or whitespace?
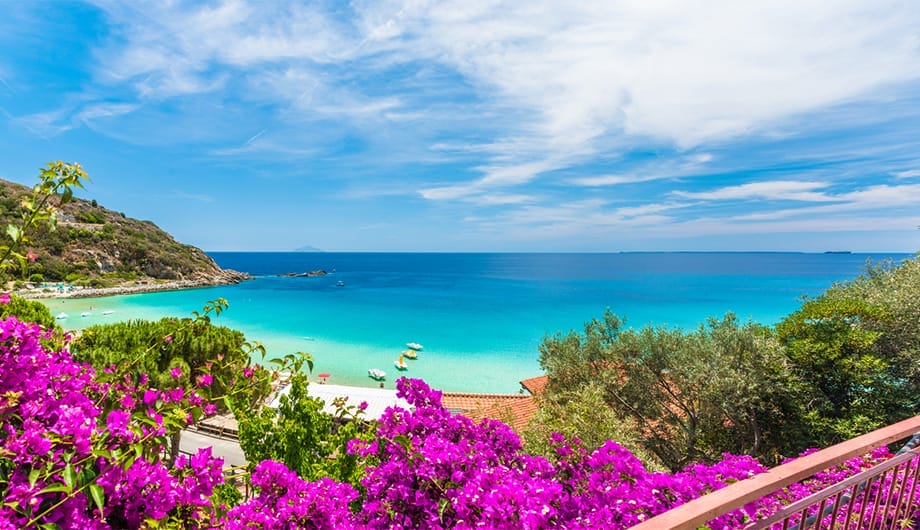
15,270,251,300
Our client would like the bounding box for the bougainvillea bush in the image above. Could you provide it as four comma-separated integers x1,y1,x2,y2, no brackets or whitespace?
1,311,918,529
0,315,224,529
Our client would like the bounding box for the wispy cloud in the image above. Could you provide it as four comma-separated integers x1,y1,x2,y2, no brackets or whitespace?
568,153,715,187
673,180,834,202
728,183,920,221
420,158,564,200
15,102,137,138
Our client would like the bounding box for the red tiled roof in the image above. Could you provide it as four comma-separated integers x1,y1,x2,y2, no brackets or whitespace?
519,374,549,396
441,392,539,433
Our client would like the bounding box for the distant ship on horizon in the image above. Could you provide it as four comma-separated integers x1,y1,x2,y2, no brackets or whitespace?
824,251,852,254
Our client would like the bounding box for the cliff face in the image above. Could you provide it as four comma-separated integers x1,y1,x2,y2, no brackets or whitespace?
0,178,247,285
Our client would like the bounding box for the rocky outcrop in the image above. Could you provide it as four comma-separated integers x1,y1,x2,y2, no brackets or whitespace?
278,270,328,277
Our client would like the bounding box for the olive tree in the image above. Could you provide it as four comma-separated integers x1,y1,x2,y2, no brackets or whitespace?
539,311,805,471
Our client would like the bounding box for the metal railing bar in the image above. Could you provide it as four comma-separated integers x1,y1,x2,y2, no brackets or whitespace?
889,458,919,529
841,483,858,530
630,415,920,530
827,490,844,529
876,466,901,528
866,470,885,529
855,473,875,527
746,448,920,528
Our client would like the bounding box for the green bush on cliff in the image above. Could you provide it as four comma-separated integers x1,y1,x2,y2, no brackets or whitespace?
0,294,56,329
72,313,272,413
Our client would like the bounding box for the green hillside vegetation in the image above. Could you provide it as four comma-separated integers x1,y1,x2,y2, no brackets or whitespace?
0,177,229,288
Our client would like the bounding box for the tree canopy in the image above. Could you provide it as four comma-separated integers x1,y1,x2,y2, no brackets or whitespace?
71,308,272,413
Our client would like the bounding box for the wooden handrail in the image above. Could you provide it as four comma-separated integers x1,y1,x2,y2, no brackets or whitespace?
630,415,920,530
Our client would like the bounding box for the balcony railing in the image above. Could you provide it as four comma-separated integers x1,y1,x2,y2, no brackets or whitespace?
631,415,920,529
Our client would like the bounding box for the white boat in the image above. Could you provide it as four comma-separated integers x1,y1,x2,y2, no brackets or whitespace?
336,280,345,287
406,342,424,351
55,312,68,320
81,312,92,317
368,368,386,381
394,356,409,371
102,310,115,315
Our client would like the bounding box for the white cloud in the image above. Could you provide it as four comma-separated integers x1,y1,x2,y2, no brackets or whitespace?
670,215,920,237
569,152,715,187
465,193,535,206
15,102,137,138
421,158,564,200
894,169,920,179
72,0,920,207
730,183,920,221
355,0,920,153
673,180,833,201
837,183,920,205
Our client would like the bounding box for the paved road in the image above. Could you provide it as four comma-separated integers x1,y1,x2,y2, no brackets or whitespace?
179,430,247,467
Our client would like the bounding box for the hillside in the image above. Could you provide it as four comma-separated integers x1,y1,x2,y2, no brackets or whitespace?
0,178,247,289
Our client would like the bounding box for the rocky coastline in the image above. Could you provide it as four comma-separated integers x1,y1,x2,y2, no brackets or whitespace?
16,269,251,300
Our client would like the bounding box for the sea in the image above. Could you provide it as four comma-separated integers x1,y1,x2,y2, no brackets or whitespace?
40,252,911,394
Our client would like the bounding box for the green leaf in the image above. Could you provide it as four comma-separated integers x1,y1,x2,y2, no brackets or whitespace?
62,463,76,489
438,497,450,522
5,224,20,242
88,484,105,513
393,434,411,451
38,484,71,495
28,468,41,488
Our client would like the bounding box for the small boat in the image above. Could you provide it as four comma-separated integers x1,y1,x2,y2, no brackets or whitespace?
406,342,424,351
337,281,345,287
394,355,409,371
402,349,418,360
102,310,115,315
55,312,68,320
368,368,386,381
80,312,92,317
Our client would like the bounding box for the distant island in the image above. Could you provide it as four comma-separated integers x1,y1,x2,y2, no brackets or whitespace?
294,245,324,252
0,178,248,297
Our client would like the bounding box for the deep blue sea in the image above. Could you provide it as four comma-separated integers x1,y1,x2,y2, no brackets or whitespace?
42,252,911,393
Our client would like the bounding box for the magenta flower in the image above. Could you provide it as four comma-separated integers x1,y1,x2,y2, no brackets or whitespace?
196,373,213,388
0,293,9,305
169,366,182,380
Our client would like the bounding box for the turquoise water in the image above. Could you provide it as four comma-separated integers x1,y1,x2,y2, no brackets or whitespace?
41,252,910,393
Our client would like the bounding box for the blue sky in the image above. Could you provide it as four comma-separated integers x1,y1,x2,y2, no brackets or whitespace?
1,1,919,252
